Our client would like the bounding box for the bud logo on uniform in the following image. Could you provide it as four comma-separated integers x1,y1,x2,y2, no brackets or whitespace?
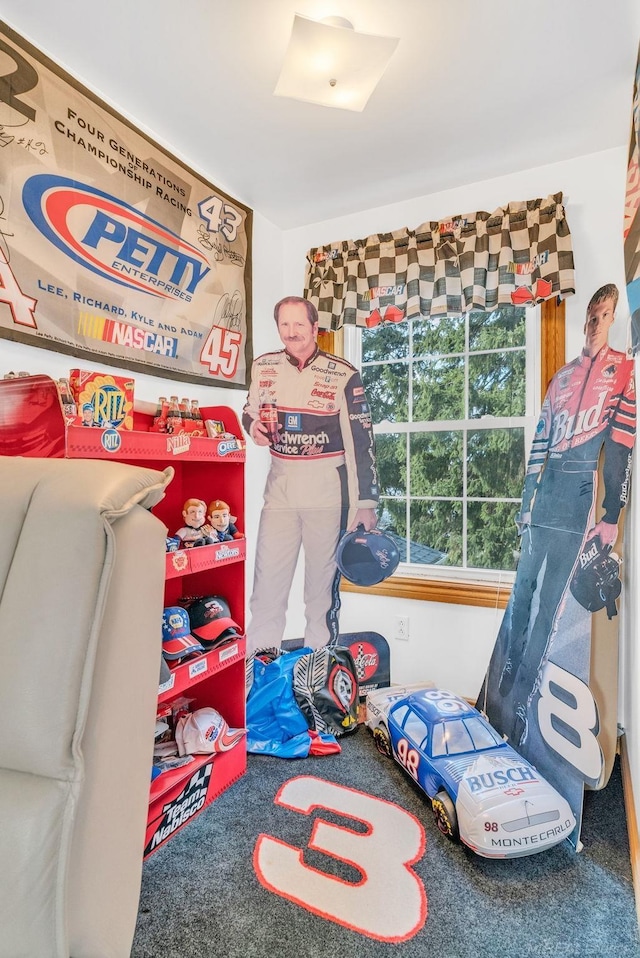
550,390,608,448
22,174,210,301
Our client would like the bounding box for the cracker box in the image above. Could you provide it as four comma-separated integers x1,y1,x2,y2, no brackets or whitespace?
69,369,135,430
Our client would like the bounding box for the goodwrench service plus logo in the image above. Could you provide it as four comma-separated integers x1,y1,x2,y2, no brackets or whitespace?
22,174,210,303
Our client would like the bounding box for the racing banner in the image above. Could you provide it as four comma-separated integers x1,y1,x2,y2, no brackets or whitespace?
0,22,252,388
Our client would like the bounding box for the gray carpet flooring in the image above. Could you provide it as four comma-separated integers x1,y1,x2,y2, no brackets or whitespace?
132,729,639,958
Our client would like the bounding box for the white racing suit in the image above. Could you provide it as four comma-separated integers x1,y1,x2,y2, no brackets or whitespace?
499,344,635,743
242,346,378,652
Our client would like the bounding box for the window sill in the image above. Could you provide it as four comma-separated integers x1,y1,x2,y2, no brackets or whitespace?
340,575,511,609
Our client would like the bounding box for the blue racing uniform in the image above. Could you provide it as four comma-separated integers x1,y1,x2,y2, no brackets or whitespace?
499,344,635,743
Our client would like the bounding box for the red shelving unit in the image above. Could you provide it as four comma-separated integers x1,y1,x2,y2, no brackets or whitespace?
0,376,247,858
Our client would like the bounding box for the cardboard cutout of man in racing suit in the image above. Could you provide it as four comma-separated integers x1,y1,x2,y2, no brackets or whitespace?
242,296,378,654
498,284,635,745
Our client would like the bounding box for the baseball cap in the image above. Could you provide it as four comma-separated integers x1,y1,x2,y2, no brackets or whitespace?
162,606,205,661
187,595,241,648
175,707,245,756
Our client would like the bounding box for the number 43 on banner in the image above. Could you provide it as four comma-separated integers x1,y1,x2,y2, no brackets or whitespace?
198,194,242,243
200,324,242,378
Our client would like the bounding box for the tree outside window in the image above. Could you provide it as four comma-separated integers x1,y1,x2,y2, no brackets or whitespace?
357,306,535,576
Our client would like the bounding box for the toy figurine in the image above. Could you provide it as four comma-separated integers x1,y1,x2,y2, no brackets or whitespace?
204,499,243,542
174,498,215,548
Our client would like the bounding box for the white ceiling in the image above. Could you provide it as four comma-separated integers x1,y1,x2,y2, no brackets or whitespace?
3,0,640,230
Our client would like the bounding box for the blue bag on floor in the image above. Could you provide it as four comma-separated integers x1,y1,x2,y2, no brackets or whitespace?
246,647,341,758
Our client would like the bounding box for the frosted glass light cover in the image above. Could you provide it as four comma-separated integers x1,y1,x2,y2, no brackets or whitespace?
274,14,399,112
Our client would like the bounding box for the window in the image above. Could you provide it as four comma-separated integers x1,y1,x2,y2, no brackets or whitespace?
464,716,503,751
401,710,429,748
441,718,475,755
346,306,538,578
321,297,564,607
430,723,446,757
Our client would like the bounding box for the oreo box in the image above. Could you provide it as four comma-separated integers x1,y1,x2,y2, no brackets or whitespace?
69,369,135,429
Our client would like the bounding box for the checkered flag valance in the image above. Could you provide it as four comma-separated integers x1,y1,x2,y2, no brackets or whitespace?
303,192,575,330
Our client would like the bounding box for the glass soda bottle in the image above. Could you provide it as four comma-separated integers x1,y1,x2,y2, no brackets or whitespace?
152,396,167,432
167,396,182,433
190,399,203,435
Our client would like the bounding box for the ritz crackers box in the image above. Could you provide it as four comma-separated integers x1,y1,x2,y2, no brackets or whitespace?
69,369,135,430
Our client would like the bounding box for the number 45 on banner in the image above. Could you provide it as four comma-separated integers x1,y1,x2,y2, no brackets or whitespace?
200,325,242,378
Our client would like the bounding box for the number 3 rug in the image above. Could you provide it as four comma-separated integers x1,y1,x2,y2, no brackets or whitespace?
132,727,638,958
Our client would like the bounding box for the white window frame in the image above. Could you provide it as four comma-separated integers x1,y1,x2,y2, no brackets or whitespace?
344,307,541,586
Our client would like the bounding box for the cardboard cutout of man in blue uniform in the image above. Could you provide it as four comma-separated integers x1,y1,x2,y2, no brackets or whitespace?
479,283,636,848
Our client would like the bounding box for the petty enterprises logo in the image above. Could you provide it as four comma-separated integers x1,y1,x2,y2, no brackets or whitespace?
22,174,210,302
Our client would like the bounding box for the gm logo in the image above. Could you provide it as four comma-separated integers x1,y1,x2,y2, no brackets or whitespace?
284,413,302,431
100,428,122,453
22,174,210,300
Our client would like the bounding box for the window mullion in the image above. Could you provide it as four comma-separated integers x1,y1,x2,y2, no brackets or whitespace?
406,320,413,563
462,312,470,569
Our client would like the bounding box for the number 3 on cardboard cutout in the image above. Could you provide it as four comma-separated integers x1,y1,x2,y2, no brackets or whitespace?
254,776,427,942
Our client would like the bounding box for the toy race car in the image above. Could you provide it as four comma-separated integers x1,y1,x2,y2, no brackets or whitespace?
365,685,576,859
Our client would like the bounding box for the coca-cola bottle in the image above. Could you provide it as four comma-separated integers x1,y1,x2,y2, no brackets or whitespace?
179,398,192,432
259,389,279,444
166,396,182,434
190,399,203,436
152,396,168,432
57,377,77,417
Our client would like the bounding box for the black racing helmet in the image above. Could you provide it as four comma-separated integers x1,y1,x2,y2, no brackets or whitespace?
336,525,400,587
570,535,622,620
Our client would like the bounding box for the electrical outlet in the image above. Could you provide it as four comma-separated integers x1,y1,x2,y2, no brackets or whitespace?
395,615,410,641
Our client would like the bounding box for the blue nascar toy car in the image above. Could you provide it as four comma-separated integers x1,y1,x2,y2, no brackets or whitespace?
365,685,576,859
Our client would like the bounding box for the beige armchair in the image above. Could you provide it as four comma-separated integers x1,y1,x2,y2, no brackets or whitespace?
0,456,172,957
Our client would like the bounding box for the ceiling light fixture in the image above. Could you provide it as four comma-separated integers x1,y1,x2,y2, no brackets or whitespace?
274,14,399,113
